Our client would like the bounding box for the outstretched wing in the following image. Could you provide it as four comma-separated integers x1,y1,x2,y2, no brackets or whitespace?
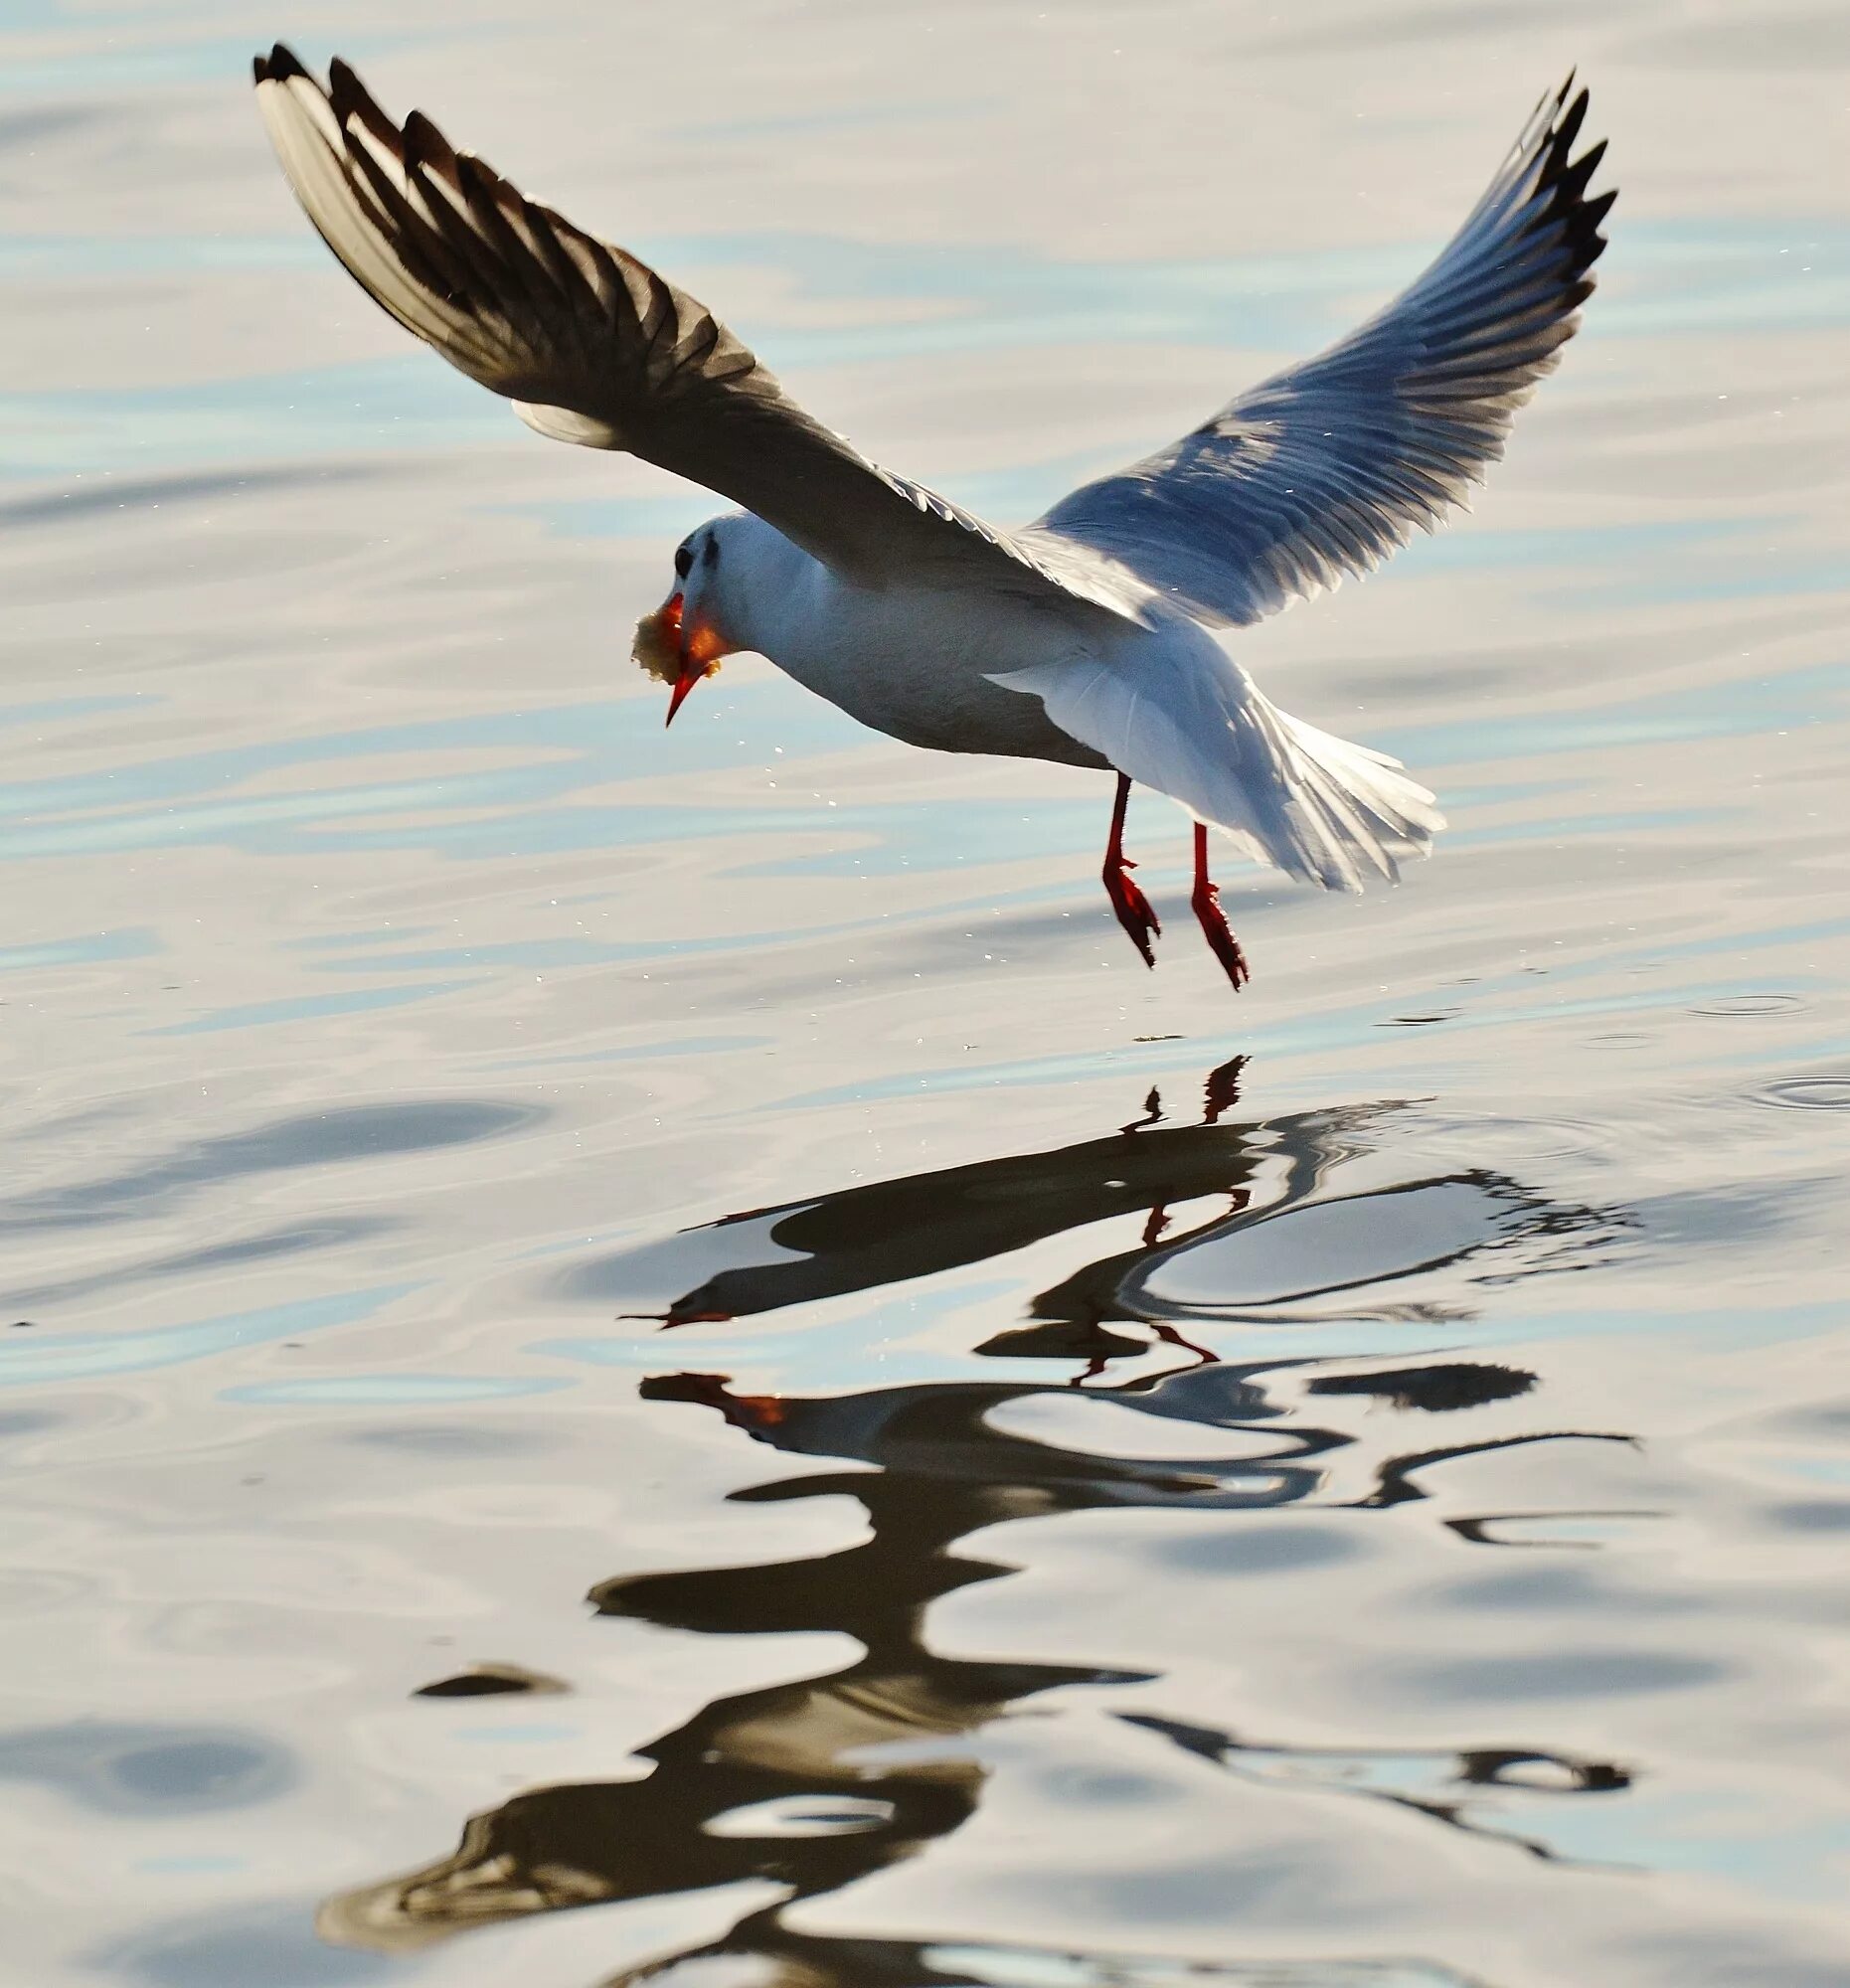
1025,79,1615,629
252,46,1135,617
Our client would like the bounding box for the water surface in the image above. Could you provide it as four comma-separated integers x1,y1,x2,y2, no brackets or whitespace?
3,3,1849,1985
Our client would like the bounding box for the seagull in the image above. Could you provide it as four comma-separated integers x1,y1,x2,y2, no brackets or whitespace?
252,47,1612,990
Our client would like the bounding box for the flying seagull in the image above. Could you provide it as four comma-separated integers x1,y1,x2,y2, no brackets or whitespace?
252,47,1612,989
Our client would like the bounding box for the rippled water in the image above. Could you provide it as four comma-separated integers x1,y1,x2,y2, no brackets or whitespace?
5,3,1849,1984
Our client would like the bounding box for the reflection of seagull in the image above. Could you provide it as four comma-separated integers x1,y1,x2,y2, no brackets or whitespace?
568,1065,1377,1332
1124,1712,1629,1870
253,50,1612,985
570,1065,1626,1360
318,1349,1630,1974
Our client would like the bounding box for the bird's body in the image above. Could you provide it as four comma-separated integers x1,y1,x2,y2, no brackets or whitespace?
698,516,1419,899
682,515,1110,766
252,45,1614,987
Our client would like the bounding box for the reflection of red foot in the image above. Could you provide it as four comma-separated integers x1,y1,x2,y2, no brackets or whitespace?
1120,1086,1164,1137
1202,1054,1248,1125
1153,1321,1217,1367
1141,1204,1171,1247
1192,824,1250,991
1102,773,1161,968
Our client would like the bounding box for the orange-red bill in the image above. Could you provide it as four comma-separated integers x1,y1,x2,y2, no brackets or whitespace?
662,595,729,728
664,667,702,727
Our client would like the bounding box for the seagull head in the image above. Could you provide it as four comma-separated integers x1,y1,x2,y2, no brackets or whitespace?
632,518,749,727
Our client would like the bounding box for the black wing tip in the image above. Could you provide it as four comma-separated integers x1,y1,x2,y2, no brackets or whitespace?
1553,83,1591,156
401,106,444,155
253,42,308,85
1538,74,1616,279
326,54,371,123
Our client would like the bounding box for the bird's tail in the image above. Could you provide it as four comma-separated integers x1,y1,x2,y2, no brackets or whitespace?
991,653,1444,895
1246,700,1446,892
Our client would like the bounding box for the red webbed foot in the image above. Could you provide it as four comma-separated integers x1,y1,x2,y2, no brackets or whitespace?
1192,823,1250,992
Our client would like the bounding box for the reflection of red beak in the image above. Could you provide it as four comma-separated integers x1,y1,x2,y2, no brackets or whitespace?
640,1371,786,1432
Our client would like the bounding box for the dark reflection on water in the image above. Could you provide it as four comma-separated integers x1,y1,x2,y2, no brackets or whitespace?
414,1663,569,1698
1124,1715,1628,1868
561,1057,1305,1327
572,1061,1627,1350
322,1065,1636,1984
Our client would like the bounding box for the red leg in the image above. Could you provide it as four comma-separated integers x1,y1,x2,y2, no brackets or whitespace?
1101,773,1161,968
1192,823,1250,991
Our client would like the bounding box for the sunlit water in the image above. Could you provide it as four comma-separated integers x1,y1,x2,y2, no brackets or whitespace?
4,3,1849,1984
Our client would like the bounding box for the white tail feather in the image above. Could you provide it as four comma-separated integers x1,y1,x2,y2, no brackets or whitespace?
990,650,1443,894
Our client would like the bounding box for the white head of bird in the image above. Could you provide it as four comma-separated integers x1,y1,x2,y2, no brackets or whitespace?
633,513,777,727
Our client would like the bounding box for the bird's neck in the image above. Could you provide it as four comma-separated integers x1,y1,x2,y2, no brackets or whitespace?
725,520,829,668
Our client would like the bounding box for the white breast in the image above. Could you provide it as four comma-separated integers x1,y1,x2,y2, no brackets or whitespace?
746,552,1117,770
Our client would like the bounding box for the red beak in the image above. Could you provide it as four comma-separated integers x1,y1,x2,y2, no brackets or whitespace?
657,590,728,727
665,666,701,728
659,592,695,728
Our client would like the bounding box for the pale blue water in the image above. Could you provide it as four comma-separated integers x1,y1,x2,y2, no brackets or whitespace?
3,4,1849,1986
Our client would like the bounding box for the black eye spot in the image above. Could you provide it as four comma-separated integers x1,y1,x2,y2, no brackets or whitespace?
703,537,720,570
674,543,693,580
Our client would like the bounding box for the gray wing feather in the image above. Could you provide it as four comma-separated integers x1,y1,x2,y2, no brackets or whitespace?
1025,78,1615,628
